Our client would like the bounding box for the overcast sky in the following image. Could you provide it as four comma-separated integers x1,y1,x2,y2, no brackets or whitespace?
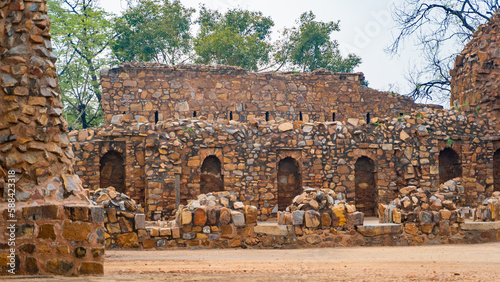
98,0,424,97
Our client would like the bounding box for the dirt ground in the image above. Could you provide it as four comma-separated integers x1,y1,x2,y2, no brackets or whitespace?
7,242,500,281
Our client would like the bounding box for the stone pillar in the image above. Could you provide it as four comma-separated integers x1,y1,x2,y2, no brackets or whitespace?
0,0,104,276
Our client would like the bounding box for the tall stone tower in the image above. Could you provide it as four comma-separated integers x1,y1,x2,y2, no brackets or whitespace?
450,10,500,121
0,0,104,276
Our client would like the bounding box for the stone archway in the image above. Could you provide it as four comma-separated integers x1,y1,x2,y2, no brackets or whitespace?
100,150,126,193
200,155,224,194
439,148,462,184
494,149,500,192
355,156,376,216
277,157,302,211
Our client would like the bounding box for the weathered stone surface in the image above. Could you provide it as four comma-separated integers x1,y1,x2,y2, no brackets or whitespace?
62,221,92,241
292,210,304,226
461,222,500,231
219,208,231,225
356,224,403,237
347,212,364,227
231,211,245,227
116,232,139,248
46,259,74,275
405,223,419,236
194,207,207,226
37,224,56,240
244,205,258,224
254,225,288,236
181,210,192,225
305,235,322,245
305,210,321,228
134,213,146,229
79,262,104,275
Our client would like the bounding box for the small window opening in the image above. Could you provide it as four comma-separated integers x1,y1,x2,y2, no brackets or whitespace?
154,111,159,124
122,111,126,114
399,113,404,117
229,111,233,120
366,113,371,124
265,112,270,122
299,112,303,121
193,111,197,118
332,112,336,121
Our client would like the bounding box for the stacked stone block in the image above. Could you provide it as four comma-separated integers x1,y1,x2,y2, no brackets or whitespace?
451,9,500,122
100,63,441,125
0,0,103,276
73,107,499,221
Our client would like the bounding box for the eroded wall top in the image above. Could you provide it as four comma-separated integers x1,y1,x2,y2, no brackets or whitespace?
451,10,500,119
101,63,440,125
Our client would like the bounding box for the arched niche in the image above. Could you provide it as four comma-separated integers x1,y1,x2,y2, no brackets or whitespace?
200,155,224,194
100,150,126,193
439,148,462,184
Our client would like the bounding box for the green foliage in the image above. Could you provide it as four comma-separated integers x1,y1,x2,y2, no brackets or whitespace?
48,0,114,129
193,6,274,71
476,106,481,114
274,11,361,72
447,137,454,147
373,121,381,126
112,0,194,64
416,113,423,119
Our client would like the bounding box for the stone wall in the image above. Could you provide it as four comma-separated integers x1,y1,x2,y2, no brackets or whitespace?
451,10,500,122
72,107,500,221
101,63,441,125
0,0,104,276
100,190,500,250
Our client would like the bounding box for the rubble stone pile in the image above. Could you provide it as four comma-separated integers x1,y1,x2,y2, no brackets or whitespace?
91,186,139,212
278,187,363,229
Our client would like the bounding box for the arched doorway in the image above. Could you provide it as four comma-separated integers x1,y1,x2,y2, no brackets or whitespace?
100,150,125,193
355,156,376,216
494,149,500,192
277,157,302,211
200,156,223,194
439,148,462,184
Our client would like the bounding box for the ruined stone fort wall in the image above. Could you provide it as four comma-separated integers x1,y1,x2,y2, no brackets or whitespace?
72,109,500,221
451,10,500,120
0,0,104,276
100,64,439,125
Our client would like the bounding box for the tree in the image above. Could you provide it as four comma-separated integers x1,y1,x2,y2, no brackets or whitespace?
193,6,274,71
112,0,195,64
274,11,361,73
48,0,116,129
389,0,499,102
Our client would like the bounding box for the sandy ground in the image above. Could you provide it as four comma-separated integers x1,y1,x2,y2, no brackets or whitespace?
6,243,500,281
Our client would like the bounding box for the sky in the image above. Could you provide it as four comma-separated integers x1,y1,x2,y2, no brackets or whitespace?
98,0,426,100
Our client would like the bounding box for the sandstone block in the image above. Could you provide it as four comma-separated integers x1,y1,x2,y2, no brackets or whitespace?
292,210,304,225
194,207,207,226
305,210,321,228
62,221,92,241
244,205,258,224
231,211,246,227
356,223,403,237
79,262,104,275
116,232,139,248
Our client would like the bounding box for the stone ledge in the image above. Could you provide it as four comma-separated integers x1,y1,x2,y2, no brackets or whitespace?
356,223,403,237
461,222,500,231
254,225,289,236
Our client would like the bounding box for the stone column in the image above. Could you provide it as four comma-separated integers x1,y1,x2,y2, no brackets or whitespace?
0,0,104,276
